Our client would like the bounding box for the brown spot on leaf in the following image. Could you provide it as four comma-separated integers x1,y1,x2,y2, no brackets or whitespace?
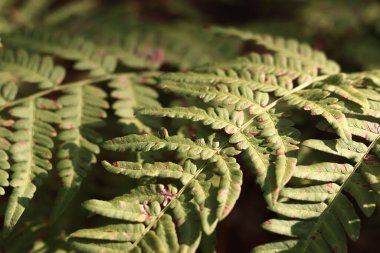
0,120,14,126
148,48,165,66
225,127,237,134
264,219,272,225
276,148,285,156
325,182,334,193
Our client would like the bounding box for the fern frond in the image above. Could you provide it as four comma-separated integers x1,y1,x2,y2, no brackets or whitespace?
52,85,108,221
71,184,202,253
161,70,351,143
109,74,161,133
87,24,240,70
154,64,356,200
105,133,241,226
254,130,380,252
70,133,242,252
195,53,318,84
281,88,351,141
212,26,340,75
0,119,12,195
73,132,242,252
3,31,117,77
139,105,298,204
139,106,243,135
4,98,60,234
0,49,65,89
0,11,378,252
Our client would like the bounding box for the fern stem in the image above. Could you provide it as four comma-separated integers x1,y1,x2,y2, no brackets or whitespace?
301,134,380,252
131,74,330,249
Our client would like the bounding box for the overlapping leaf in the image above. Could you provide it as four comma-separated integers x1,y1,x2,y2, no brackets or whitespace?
69,133,242,252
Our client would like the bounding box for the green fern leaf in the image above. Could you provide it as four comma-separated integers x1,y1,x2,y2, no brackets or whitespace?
0,80,18,106
4,98,60,234
70,140,241,251
0,49,66,89
254,136,380,252
3,30,117,77
51,85,108,221
0,119,13,195
195,52,318,84
70,183,202,253
282,89,352,141
110,74,161,133
103,133,242,223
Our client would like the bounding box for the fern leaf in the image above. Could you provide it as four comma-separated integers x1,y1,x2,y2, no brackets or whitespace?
139,105,298,205
322,83,370,108
4,98,60,234
0,80,18,106
3,31,117,77
70,132,242,249
195,52,318,84
0,49,66,89
254,135,380,252
70,183,202,253
51,85,108,221
139,106,243,134
103,134,216,160
318,117,380,142
360,154,380,194
155,71,304,203
70,143,241,251
303,139,367,162
160,72,280,94
158,72,307,200
283,89,352,141
88,24,240,70
0,119,13,195
160,80,268,114
139,106,283,201
212,26,340,74
110,74,161,133
102,161,195,185
103,132,242,223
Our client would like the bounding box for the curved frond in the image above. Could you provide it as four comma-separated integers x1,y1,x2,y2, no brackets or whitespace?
70,132,242,251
